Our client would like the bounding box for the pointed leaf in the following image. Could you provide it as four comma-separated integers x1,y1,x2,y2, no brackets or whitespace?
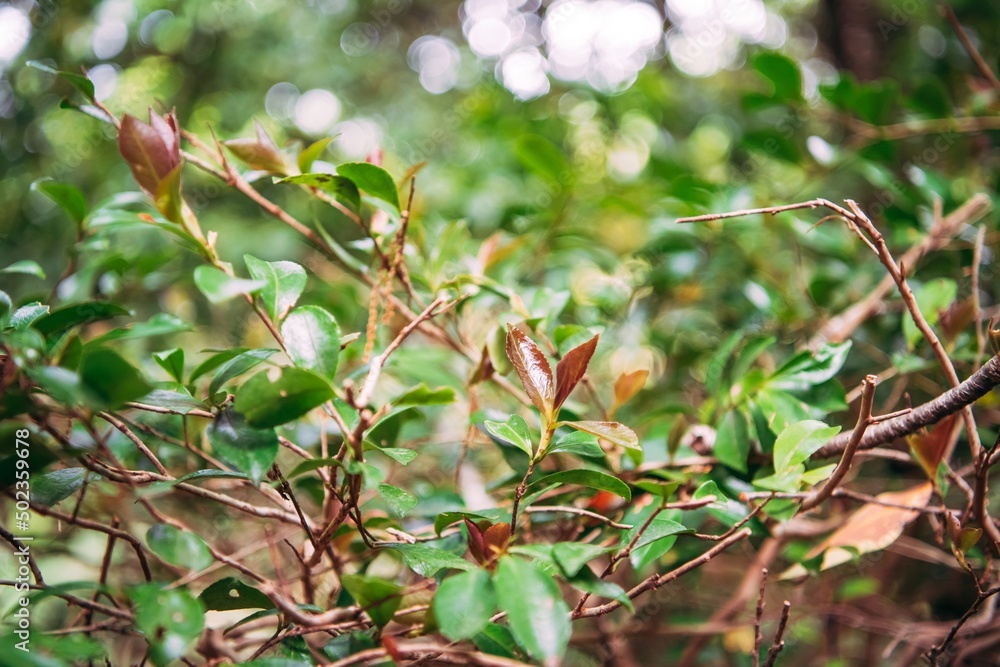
554,334,598,410
208,349,278,396
494,556,570,664
907,415,958,483
562,421,639,451
613,369,648,408
79,348,151,409
377,483,417,516
528,470,631,501
193,266,266,304
244,254,307,322
552,542,614,577
483,414,533,456
505,324,554,419
386,544,475,577
199,577,273,611
773,420,841,475
298,136,334,173
1,260,46,279
336,162,399,210
224,120,288,174
547,431,604,458
26,61,95,100
32,301,130,337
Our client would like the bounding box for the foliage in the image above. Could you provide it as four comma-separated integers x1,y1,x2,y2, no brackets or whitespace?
2,1,1000,666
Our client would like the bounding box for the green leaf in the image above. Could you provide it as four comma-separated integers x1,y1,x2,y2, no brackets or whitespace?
31,178,88,226
281,306,341,381
137,388,207,414
754,465,805,493
386,543,476,577
322,630,377,661
170,469,249,485
194,266,266,304
561,420,639,451
32,301,130,337
773,420,841,475
714,409,751,472
1,260,45,280
752,52,803,101
0,290,10,321
130,584,204,667
146,524,214,571
153,348,185,383
902,279,957,349
234,368,333,428
335,162,400,210
514,134,570,186
494,556,570,664
32,468,100,507
371,446,417,466
484,414,533,456
340,574,403,628
26,61,96,100
89,313,192,344
199,577,273,611
79,348,152,409
548,431,604,457
28,366,93,406
770,341,852,391
434,570,496,641
207,408,279,485
623,517,691,551
565,567,633,611
298,136,334,173
392,383,457,406
528,469,631,501
377,483,417,516
208,348,279,396
472,623,519,659
552,542,614,577
244,254,307,322
277,173,361,211
286,457,343,479
8,303,50,331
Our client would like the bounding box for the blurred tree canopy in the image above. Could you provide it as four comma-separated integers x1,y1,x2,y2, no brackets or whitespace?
3,0,1000,665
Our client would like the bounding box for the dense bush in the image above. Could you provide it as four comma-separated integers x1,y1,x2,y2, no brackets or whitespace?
3,2,1000,666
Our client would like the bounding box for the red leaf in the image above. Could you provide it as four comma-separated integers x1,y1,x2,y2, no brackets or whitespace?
505,324,554,419
554,334,599,411
906,414,958,483
223,120,288,174
119,111,181,196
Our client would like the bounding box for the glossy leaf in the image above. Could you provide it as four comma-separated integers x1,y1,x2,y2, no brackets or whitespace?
547,431,604,458
137,389,207,414
199,577,273,611
434,570,496,640
281,305,341,381
562,420,639,451
277,173,361,211
234,368,334,428
8,303,49,331
340,574,403,628
1,260,45,279
505,324,555,419
32,468,100,507
386,544,476,577
494,556,571,665
31,178,87,226
484,414,533,456
32,301,130,337
377,483,417,516
207,408,279,485
26,60,96,100
244,254,307,322
193,266,266,304
336,162,399,210
153,348,185,382
773,420,841,475
146,524,214,571
298,136,333,173
207,348,278,396
528,469,631,501
554,334,598,410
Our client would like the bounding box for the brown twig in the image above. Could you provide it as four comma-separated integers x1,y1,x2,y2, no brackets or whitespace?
762,601,792,667
801,375,877,511
752,568,768,667
940,3,1000,95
